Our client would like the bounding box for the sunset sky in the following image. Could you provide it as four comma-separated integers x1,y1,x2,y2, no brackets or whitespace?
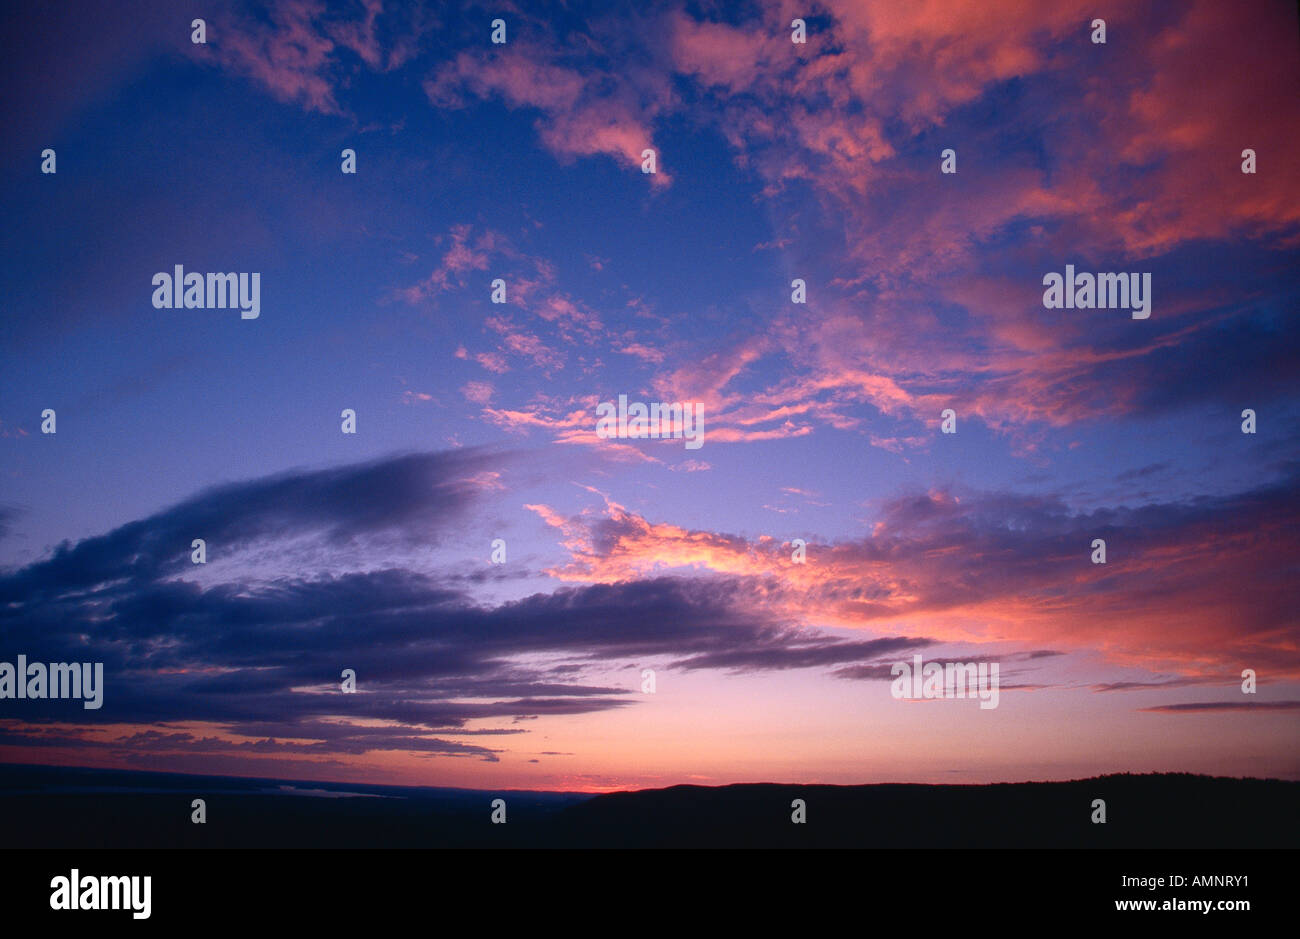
1,0,1298,791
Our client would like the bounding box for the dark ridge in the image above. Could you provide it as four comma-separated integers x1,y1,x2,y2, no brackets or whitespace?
0,764,1293,848
552,774,1299,848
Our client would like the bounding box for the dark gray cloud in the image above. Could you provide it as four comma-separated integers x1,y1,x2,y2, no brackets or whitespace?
1091,676,1227,693
832,649,1063,682
672,635,932,673
0,448,497,603
0,504,19,541
1140,701,1300,713
0,450,932,763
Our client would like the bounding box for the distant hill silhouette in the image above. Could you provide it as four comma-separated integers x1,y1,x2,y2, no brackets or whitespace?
551,775,1298,848
0,764,1294,848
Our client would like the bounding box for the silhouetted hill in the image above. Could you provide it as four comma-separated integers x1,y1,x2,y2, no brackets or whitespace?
0,763,586,848
0,764,1293,848
552,774,1299,848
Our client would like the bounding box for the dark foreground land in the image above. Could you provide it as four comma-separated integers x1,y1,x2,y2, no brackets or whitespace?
0,764,1294,848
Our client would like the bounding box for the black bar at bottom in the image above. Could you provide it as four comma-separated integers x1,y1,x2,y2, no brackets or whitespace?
9,848,1289,925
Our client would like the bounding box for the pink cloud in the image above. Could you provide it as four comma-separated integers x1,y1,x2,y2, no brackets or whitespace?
215,0,341,115
425,41,673,186
528,475,1300,678
208,0,435,116
474,352,510,375
461,381,495,405
616,343,666,364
